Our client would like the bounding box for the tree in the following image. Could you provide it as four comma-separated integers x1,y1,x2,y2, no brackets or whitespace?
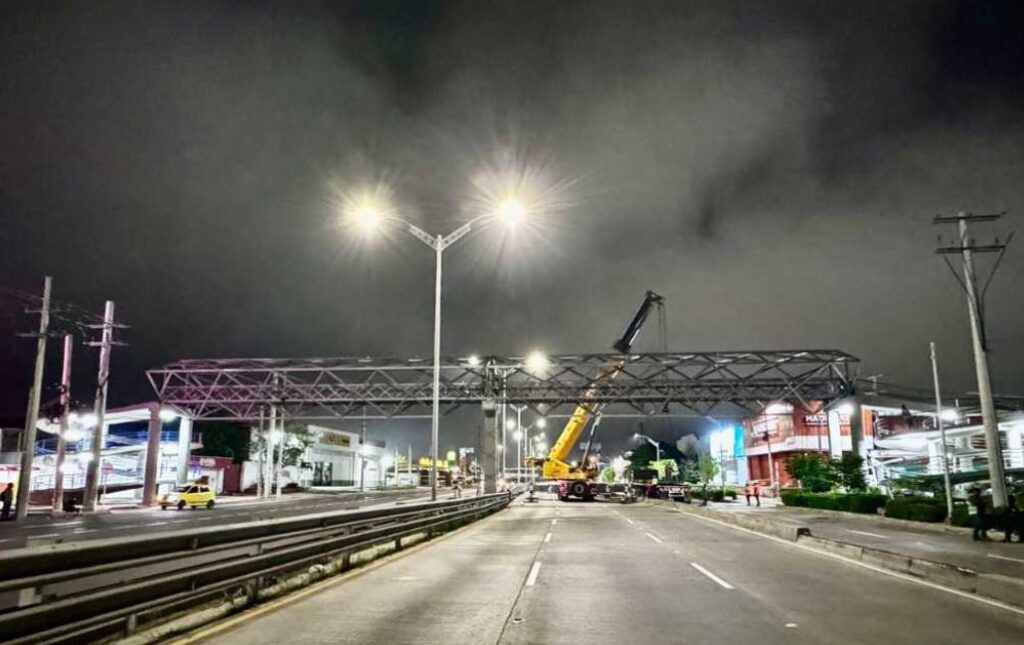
786,453,837,492
697,454,719,485
600,466,616,483
250,423,316,468
626,443,658,475
680,459,699,483
835,453,867,493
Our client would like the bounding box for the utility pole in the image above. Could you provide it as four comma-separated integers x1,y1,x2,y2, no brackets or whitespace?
256,411,264,498
929,342,955,523
266,404,276,499
935,211,1012,508
52,333,73,512
83,301,116,513
275,418,284,499
16,276,52,521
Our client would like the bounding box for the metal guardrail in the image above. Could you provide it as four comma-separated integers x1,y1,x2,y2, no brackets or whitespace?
0,492,513,644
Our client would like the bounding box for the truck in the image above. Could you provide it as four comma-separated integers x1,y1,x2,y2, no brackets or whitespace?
536,290,665,501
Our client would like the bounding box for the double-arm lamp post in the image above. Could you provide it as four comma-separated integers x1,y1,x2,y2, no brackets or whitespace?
354,200,526,501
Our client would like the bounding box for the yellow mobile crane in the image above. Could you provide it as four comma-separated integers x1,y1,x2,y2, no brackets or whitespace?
538,291,665,501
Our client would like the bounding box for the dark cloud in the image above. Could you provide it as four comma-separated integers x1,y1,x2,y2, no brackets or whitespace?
1,1,1022,454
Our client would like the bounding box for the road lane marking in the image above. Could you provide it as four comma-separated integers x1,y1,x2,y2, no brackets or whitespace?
690,562,734,590
73,528,99,534
544,532,552,543
669,503,1024,617
626,518,636,525
847,529,888,539
526,562,542,586
645,532,663,544
147,521,169,526
988,553,1024,564
551,519,557,525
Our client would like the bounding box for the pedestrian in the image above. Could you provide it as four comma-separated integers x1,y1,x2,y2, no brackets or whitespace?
452,478,462,499
1002,493,1018,543
0,482,13,521
969,487,988,541
753,481,762,507
744,482,753,506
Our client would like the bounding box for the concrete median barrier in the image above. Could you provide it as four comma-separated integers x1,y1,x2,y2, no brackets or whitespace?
659,499,809,541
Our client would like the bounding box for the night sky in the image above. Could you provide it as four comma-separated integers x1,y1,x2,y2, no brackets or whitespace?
2,1,1023,455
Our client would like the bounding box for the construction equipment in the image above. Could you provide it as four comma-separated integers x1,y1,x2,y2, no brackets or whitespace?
538,290,665,501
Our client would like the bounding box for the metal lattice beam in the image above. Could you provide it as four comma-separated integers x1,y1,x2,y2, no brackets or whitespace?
147,350,858,421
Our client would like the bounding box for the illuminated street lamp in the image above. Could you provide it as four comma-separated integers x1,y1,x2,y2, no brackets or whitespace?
634,432,661,463
350,194,527,501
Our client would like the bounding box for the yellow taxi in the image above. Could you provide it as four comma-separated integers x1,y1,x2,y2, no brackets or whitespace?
160,484,216,510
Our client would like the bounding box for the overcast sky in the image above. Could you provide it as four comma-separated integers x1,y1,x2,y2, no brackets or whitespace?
2,1,1022,455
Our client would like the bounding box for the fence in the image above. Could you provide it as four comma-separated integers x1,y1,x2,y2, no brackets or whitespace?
0,492,513,644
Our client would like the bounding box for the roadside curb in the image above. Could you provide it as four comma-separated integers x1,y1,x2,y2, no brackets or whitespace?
648,498,1024,609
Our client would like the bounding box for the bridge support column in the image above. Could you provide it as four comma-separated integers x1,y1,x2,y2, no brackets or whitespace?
177,416,193,485
481,401,497,494
141,403,161,505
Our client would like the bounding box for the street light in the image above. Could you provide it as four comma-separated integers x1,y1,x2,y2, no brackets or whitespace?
350,194,527,501
634,433,661,463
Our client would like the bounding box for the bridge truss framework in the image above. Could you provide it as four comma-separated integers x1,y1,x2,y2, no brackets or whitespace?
147,350,860,421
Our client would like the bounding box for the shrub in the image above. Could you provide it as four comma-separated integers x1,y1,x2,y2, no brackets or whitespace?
781,490,808,507
786,454,838,492
847,493,888,514
951,503,972,527
780,491,885,514
885,497,948,523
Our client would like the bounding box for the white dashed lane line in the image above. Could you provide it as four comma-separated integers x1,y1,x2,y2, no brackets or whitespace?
689,562,735,590
526,562,542,587
544,532,552,543
847,529,888,539
988,553,1024,564
644,532,664,544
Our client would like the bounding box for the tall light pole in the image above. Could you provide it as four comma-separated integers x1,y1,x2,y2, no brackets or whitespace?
635,433,661,463
930,342,955,523
352,199,525,501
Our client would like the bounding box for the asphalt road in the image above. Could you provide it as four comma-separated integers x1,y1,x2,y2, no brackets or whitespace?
190,494,1024,645
0,488,444,548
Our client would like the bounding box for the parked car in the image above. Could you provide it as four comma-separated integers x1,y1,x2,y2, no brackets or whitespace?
160,484,215,510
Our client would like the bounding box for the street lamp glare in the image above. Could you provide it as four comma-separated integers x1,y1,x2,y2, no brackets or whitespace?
525,350,548,372
466,354,481,367
497,199,526,225
357,206,382,232
535,417,547,429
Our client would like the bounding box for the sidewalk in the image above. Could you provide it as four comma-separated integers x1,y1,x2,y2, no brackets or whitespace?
653,498,1024,608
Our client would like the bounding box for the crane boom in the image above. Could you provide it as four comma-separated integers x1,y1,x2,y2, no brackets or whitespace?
540,291,665,498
